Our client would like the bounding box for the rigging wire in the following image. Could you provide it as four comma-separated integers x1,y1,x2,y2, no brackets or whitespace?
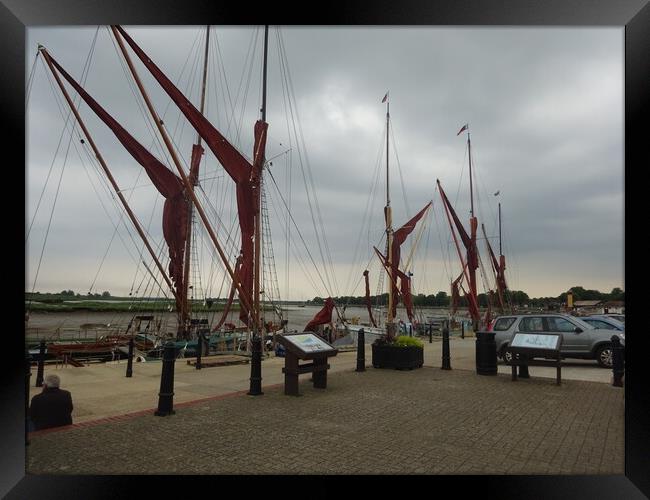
276,28,340,299
27,27,100,298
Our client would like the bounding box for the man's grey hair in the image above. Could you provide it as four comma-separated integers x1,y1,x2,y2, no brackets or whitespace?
43,374,61,388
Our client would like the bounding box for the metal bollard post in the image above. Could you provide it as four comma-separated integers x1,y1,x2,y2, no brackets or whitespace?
155,342,176,416
25,350,32,445
125,337,134,377
518,355,530,378
35,340,45,388
429,324,433,343
611,335,624,387
248,336,264,396
195,334,203,370
461,322,465,339
441,321,451,370
356,328,366,372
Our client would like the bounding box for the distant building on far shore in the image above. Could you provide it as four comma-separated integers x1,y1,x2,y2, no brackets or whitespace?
572,300,624,316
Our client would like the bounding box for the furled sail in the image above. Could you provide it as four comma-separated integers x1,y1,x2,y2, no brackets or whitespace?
388,202,431,320
304,297,335,334
114,25,267,325
482,224,508,312
437,181,480,323
47,53,188,314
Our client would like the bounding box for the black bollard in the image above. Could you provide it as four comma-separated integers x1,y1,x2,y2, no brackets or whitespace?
35,340,46,388
475,331,497,376
126,337,134,377
518,358,530,378
25,350,32,445
248,336,263,396
611,335,624,387
461,322,465,339
155,342,176,416
441,321,451,370
428,324,433,344
195,334,203,370
356,328,366,372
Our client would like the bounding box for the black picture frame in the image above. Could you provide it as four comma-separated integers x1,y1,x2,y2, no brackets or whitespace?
5,0,647,497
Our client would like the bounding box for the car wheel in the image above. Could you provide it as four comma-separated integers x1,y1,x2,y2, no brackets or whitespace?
595,344,613,368
501,346,513,364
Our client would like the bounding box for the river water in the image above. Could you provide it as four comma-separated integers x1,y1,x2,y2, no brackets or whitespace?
25,305,453,340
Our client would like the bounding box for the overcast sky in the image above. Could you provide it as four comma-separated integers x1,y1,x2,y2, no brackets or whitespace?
26,26,624,301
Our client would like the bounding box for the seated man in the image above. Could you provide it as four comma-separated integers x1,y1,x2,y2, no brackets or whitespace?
29,374,73,431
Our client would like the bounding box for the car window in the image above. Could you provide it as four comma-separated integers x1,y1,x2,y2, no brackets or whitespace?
519,317,545,332
547,317,578,332
584,319,610,329
493,317,516,331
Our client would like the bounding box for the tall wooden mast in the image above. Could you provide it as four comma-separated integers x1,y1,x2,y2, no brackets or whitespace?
466,127,479,330
384,93,395,337
180,25,211,337
253,25,269,339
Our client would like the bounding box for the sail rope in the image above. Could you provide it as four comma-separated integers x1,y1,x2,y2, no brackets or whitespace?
276,28,340,300
27,28,100,303
25,49,40,111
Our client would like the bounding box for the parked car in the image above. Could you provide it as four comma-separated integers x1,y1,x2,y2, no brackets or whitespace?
603,313,625,324
492,313,625,368
581,315,625,332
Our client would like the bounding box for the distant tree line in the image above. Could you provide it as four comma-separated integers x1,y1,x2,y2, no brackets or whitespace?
308,286,624,309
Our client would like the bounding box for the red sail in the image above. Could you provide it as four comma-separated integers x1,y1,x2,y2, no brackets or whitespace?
304,297,335,333
437,181,479,323
481,223,508,312
389,202,431,319
363,270,378,328
114,25,267,325
395,269,414,323
47,54,188,311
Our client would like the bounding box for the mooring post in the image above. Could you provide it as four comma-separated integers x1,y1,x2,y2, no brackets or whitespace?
195,334,203,370
155,342,176,416
248,336,263,395
125,337,134,377
25,350,32,445
518,356,530,378
356,328,366,372
35,340,45,388
442,320,451,370
611,335,624,387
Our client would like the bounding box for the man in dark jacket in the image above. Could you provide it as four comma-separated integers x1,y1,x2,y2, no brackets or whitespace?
29,374,73,431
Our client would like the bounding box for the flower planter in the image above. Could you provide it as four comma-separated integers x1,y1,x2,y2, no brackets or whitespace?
371,343,423,370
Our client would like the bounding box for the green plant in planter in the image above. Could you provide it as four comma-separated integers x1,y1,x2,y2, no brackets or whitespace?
393,335,423,348
371,334,424,369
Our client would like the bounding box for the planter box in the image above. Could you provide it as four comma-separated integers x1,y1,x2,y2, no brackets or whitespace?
372,344,423,370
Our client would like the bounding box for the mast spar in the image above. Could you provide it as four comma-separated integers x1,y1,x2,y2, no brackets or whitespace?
181,25,211,339
384,92,395,338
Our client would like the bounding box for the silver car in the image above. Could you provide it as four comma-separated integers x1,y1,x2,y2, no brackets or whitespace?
492,313,625,368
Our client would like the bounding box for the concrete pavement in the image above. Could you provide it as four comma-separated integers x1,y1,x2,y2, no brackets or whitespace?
25,336,624,475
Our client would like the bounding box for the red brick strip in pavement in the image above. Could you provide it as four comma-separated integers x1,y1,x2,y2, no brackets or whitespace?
28,383,284,437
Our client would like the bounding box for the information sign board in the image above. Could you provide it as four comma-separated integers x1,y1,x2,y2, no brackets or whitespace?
283,333,334,353
511,333,561,351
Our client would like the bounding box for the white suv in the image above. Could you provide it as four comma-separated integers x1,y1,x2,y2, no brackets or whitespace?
492,314,625,368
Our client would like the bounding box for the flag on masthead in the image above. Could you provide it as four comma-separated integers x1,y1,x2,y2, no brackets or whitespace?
457,123,468,136
381,91,389,103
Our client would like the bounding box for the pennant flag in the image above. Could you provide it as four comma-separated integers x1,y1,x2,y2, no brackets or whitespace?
382,92,389,103
457,123,468,136
494,190,500,196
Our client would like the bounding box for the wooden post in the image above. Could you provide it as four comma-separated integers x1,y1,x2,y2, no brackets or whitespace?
284,351,299,396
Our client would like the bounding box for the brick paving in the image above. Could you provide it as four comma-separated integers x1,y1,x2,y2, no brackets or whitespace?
26,367,624,475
